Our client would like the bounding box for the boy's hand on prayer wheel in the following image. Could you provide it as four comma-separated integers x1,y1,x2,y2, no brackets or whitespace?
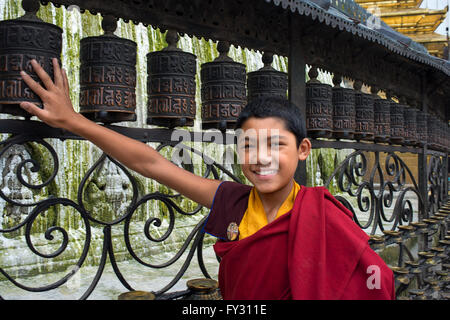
19,58,79,129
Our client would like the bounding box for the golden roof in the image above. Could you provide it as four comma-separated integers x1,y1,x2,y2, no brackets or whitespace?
356,0,423,10
409,32,449,58
355,0,448,59
410,32,448,42
380,7,447,34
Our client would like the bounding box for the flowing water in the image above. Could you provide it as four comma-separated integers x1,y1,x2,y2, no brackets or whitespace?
0,0,366,299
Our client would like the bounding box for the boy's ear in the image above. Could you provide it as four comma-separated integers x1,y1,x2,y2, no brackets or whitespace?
297,138,311,161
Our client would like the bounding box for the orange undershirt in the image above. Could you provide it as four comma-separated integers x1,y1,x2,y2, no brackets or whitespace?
238,181,301,240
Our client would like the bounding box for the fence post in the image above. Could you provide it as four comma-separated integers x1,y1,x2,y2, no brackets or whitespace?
289,14,308,186
418,73,429,251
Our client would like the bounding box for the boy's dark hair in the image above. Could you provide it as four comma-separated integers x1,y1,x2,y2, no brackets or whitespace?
235,96,307,147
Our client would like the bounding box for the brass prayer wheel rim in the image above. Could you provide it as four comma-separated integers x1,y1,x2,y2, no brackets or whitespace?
382,230,401,237
410,222,427,228
418,251,435,259
408,289,425,296
118,290,156,300
404,260,419,267
369,235,385,242
390,266,409,275
186,278,219,292
397,225,415,231
422,218,439,224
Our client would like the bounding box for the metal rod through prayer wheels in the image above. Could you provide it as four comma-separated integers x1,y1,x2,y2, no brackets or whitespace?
247,52,287,102
372,87,390,143
353,80,374,141
305,66,333,138
0,0,62,117
200,41,246,131
331,74,355,140
79,15,137,123
147,30,197,128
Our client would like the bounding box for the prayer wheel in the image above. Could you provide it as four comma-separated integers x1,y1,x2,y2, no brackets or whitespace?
434,117,441,150
247,52,287,102
415,110,427,147
372,87,390,143
437,117,444,151
353,80,374,141
147,30,197,128
444,121,449,152
438,118,445,151
200,41,246,131
79,15,137,123
0,0,62,117
442,120,447,151
331,74,355,140
444,125,448,152
427,113,437,150
403,101,417,146
305,66,333,139
388,93,404,145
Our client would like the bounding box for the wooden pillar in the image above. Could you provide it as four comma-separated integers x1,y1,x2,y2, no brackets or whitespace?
288,14,307,186
445,105,449,202
418,74,428,219
418,74,429,251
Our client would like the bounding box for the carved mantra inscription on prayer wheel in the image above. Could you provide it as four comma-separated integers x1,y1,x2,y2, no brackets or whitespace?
403,105,417,146
79,35,137,123
373,97,390,142
354,91,374,141
440,120,446,151
389,101,404,144
332,87,355,139
147,50,197,128
427,114,437,149
305,82,333,138
416,111,427,147
201,61,246,130
247,69,288,101
0,18,62,117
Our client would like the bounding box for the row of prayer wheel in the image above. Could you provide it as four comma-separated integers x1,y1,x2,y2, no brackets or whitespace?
0,3,286,131
306,67,450,152
0,2,448,152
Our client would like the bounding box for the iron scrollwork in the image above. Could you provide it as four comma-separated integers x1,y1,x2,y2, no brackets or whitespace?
325,150,424,234
323,146,449,300
0,124,242,300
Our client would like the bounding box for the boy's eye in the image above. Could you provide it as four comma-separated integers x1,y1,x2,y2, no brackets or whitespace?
271,141,284,147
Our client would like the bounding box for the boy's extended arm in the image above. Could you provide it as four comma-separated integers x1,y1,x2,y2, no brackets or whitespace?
19,59,221,208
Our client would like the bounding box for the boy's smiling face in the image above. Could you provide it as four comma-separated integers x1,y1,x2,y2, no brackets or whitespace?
237,116,311,195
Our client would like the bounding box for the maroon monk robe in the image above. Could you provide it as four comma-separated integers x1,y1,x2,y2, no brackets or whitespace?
203,181,395,300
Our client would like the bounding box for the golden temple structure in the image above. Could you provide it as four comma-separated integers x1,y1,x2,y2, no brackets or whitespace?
355,0,449,59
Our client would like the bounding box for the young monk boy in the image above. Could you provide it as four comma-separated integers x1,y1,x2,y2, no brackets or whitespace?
19,58,395,300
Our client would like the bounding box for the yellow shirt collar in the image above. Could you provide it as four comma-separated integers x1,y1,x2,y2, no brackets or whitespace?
238,181,301,240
